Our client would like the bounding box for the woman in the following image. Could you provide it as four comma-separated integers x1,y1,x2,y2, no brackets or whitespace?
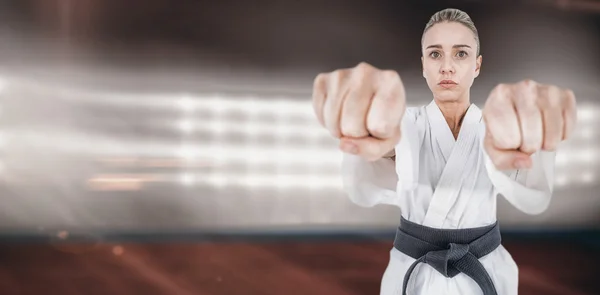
311,8,577,295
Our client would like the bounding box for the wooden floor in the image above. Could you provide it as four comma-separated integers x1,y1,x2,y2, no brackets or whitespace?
0,240,597,295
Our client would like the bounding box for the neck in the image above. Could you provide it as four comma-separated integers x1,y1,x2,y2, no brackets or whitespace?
434,94,471,138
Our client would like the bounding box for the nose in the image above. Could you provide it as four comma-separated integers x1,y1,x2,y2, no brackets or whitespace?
440,58,455,75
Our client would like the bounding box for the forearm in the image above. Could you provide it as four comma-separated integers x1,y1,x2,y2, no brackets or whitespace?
341,153,398,207
485,148,556,215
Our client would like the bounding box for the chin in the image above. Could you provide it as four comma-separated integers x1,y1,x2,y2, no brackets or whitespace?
432,89,462,102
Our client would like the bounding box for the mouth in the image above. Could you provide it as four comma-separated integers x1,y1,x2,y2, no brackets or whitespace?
438,80,458,88
438,80,458,85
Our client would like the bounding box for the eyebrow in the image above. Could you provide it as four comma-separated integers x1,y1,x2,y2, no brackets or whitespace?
426,44,472,49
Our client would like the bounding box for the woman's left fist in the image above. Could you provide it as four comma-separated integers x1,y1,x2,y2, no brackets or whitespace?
482,80,577,170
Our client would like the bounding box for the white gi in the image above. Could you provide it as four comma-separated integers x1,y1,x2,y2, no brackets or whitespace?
341,100,556,295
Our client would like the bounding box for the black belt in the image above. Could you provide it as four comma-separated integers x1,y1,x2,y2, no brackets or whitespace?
393,217,501,295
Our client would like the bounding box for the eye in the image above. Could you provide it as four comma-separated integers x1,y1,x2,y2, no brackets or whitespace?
456,51,468,58
429,51,441,59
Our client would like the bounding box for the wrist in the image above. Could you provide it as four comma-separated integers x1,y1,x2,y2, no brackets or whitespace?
383,149,396,159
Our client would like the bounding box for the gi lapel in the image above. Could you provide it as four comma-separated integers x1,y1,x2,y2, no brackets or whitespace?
425,100,456,163
422,103,483,228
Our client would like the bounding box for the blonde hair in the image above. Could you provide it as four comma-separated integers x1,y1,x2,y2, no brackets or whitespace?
422,8,480,56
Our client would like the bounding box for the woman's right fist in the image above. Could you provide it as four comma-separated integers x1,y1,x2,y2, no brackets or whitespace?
312,62,406,161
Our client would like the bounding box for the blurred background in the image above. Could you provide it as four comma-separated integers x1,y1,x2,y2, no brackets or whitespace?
0,0,597,294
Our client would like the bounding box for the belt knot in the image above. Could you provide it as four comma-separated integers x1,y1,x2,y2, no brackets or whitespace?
424,243,470,278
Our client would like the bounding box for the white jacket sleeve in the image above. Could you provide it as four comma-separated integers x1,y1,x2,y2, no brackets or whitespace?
341,108,421,208
482,136,556,215
341,154,397,207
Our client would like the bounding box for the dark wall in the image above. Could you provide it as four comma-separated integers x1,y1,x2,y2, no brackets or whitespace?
0,0,597,232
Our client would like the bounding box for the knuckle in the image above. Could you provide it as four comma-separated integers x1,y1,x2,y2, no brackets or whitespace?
535,86,557,106
328,69,349,84
545,93,562,108
547,85,561,97
379,70,400,82
487,103,504,115
351,63,376,84
340,119,366,137
494,134,519,150
327,70,351,92
367,120,394,136
331,69,344,81
543,138,559,151
520,141,540,154
378,90,397,103
355,62,372,71
482,109,504,127
494,83,508,92
520,79,538,89
547,84,560,91
350,68,368,84
536,83,548,93
504,137,521,150
522,88,539,103
313,73,327,88
492,83,511,100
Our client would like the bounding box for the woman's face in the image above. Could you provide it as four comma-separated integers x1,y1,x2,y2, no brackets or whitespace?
421,22,482,102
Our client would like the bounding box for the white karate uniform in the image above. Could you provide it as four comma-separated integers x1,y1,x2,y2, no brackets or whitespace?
341,100,556,295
